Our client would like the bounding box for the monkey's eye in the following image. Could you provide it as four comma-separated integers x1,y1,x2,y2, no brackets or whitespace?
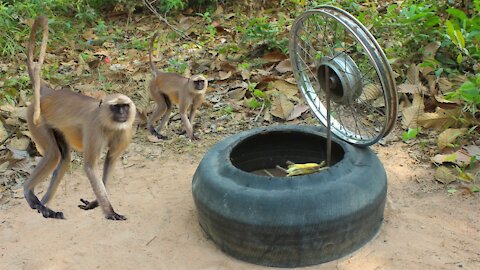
110,104,129,113
194,80,204,90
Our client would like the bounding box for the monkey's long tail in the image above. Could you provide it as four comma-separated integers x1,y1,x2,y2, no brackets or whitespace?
149,32,160,75
27,16,49,125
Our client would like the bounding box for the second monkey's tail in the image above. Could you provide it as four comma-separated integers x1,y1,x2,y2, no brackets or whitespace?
149,32,160,75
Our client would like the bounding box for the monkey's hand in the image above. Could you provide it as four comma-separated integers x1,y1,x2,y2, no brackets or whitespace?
106,212,127,221
78,198,99,210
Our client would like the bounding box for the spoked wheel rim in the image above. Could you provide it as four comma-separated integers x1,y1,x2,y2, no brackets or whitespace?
289,5,398,146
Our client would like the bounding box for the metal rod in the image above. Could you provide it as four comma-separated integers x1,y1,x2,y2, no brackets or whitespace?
325,66,332,166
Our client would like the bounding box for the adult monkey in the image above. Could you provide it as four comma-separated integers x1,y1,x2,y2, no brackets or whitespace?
24,16,136,220
146,32,208,140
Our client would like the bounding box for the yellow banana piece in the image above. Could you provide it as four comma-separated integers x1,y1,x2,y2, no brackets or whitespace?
286,161,327,176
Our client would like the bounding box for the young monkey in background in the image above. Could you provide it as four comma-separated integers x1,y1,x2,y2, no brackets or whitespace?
147,32,208,140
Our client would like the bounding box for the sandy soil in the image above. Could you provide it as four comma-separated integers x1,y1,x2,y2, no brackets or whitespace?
1,135,479,270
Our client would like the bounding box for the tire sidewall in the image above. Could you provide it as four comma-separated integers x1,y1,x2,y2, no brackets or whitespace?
193,125,386,227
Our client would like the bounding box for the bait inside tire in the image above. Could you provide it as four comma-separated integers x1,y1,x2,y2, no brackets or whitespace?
192,125,387,267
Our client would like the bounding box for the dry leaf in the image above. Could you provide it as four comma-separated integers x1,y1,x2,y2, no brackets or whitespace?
0,104,15,112
7,137,30,151
178,16,194,31
82,29,97,41
463,145,480,158
360,84,382,101
397,83,426,95
275,59,292,73
406,64,420,85
271,93,294,120
423,41,441,60
132,72,144,82
431,151,472,166
227,88,247,100
0,122,7,142
271,80,298,98
433,95,459,109
0,161,9,173
262,51,287,63
437,77,453,93
434,166,457,185
147,135,162,143
285,77,297,85
401,93,425,129
7,147,29,160
213,5,224,16
94,49,110,57
11,107,28,121
263,110,272,122
220,62,237,73
417,108,461,130
286,104,310,121
437,128,467,150
240,69,250,80
218,71,232,80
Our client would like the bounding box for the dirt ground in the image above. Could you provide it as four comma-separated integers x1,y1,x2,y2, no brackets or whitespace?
1,131,479,270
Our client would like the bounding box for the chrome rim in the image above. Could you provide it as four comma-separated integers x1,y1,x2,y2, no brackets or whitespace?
289,5,398,146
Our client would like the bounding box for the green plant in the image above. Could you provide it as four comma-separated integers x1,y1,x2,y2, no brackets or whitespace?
158,0,186,13
445,73,480,114
402,127,421,142
166,58,188,74
1,75,30,104
241,15,290,53
443,7,480,67
223,105,233,115
244,82,269,110
96,19,108,36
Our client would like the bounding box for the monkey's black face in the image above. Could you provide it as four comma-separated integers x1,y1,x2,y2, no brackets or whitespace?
193,80,205,91
110,104,130,123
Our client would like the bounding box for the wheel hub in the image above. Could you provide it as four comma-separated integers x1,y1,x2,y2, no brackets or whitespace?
317,52,363,106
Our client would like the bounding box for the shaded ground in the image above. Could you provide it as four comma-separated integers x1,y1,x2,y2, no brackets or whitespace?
1,130,479,270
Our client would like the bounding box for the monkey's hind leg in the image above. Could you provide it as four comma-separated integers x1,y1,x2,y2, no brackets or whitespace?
24,127,65,219
147,93,172,140
40,130,71,205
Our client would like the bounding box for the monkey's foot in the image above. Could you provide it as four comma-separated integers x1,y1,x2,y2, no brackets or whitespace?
37,206,65,219
177,130,199,140
25,189,64,219
106,211,127,221
156,134,169,140
78,199,99,210
148,126,168,140
177,130,187,135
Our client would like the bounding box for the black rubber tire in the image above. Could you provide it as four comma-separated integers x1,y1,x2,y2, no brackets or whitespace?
192,125,387,267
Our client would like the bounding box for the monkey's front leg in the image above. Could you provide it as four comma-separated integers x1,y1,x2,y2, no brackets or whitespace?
82,148,126,220
179,103,198,140
78,151,112,211
180,113,198,140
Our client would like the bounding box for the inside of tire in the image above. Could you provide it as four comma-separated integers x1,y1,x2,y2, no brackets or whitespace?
230,129,345,177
